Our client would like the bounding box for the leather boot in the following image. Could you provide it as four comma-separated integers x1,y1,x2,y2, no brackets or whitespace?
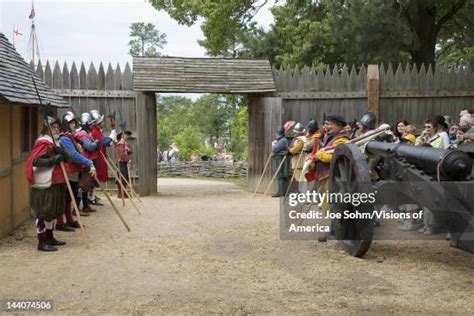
56,223,75,232
47,238,66,246
82,206,97,213
46,229,66,246
68,221,81,228
37,232,57,252
38,242,58,251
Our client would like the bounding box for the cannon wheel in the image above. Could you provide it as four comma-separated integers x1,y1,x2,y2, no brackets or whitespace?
329,143,375,257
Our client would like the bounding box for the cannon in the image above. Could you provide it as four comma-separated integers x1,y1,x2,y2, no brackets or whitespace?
328,141,474,257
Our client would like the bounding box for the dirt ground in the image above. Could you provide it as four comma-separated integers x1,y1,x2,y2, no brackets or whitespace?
1,178,473,315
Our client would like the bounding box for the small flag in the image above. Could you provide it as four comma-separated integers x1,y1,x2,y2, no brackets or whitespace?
13,28,23,36
29,1,35,19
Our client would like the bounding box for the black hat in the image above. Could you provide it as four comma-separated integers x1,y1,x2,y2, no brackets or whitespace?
275,126,285,136
325,114,347,127
307,120,318,133
117,130,132,140
433,115,448,129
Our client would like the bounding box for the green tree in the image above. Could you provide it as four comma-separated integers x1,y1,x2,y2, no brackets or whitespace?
128,22,167,57
173,126,204,161
156,95,194,149
229,105,249,160
150,0,472,67
149,0,270,56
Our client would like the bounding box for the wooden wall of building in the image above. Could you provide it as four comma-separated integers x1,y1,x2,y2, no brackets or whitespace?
0,101,12,237
248,96,282,194
0,100,41,238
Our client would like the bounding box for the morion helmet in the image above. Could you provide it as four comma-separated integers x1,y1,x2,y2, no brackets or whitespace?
79,112,93,132
360,112,377,129
89,109,104,125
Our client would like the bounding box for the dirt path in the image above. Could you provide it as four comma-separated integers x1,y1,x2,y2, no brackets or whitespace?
1,178,473,314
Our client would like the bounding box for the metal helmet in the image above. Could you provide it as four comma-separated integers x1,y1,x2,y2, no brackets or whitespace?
360,112,377,129
89,109,104,125
292,122,304,134
62,111,80,132
44,116,60,128
79,112,93,131
307,120,318,134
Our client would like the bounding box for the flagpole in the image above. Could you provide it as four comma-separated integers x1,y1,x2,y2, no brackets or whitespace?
12,25,15,47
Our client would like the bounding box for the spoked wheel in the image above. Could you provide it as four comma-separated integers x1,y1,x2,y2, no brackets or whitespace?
329,143,374,257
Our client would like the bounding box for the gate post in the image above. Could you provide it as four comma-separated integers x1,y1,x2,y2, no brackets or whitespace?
367,65,380,120
136,92,157,196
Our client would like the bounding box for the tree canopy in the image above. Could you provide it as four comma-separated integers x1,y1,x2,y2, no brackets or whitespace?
156,94,247,160
150,0,473,68
128,22,167,57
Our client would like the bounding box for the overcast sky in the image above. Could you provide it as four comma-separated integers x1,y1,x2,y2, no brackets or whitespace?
0,0,275,69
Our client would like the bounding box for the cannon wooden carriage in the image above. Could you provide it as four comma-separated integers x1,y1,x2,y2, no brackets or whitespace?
329,140,474,257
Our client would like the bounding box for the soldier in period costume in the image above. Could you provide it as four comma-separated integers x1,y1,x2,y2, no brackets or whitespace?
312,115,350,242
358,112,377,136
300,120,321,191
287,122,305,192
115,130,133,198
56,112,96,231
314,115,350,212
271,126,290,197
26,117,67,251
75,112,100,213
89,110,116,205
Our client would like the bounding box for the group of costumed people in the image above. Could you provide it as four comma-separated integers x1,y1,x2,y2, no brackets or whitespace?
26,110,133,252
271,110,473,241
271,114,351,217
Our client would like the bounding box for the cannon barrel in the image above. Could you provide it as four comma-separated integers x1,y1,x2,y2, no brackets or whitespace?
365,141,472,181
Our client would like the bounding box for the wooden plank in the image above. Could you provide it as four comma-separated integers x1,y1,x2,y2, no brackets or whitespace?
277,91,367,99
62,62,71,90
367,64,380,117
44,61,53,87
52,61,62,89
122,63,133,90
35,60,44,81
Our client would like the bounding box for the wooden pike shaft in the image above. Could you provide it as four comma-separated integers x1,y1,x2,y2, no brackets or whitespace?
105,154,142,203
59,162,90,248
253,152,273,197
262,155,287,198
94,175,131,232
99,152,141,215
127,163,134,202
283,151,305,203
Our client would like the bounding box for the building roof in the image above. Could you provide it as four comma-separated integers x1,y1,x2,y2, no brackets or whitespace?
133,57,276,93
0,33,68,107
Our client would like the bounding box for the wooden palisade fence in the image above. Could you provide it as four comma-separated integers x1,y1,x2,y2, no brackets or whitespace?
273,63,474,129
31,60,157,196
